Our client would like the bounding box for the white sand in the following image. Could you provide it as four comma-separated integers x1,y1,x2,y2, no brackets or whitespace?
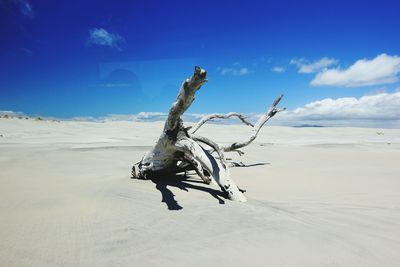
1,118,400,266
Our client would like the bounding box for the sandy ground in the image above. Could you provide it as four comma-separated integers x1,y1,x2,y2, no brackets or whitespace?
1,118,400,267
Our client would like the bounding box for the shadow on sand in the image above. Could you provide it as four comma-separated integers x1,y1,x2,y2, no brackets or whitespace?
150,173,227,210
141,162,268,210
231,162,269,168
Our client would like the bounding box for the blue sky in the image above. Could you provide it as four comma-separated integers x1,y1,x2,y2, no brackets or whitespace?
1,0,400,126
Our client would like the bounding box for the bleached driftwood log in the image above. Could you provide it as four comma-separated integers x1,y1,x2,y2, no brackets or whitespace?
131,66,284,202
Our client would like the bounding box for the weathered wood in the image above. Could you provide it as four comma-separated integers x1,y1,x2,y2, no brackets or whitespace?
191,112,253,134
175,137,246,201
131,66,283,202
132,66,208,178
222,95,285,152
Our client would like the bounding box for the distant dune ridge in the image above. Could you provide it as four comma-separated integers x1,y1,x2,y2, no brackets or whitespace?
0,118,400,266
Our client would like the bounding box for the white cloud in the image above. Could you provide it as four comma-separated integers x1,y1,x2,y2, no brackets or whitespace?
87,28,124,50
217,63,250,76
271,66,285,73
98,83,132,88
274,92,400,127
311,54,400,87
290,57,338,73
20,0,33,18
135,112,166,120
20,47,33,56
6,0,34,18
97,112,164,122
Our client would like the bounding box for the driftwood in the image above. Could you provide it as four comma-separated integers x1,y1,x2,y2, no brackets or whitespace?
131,66,284,202
191,112,254,134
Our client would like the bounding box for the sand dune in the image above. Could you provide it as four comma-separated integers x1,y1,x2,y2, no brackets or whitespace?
1,118,399,266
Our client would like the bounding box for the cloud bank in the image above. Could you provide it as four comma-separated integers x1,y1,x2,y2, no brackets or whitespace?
87,92,400,128
275,92,400,128
87,28,124,50
4,92,399,128
311,54,400,87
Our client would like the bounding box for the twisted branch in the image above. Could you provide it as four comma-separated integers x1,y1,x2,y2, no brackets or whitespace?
191,112,253,134
222,94,285,152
